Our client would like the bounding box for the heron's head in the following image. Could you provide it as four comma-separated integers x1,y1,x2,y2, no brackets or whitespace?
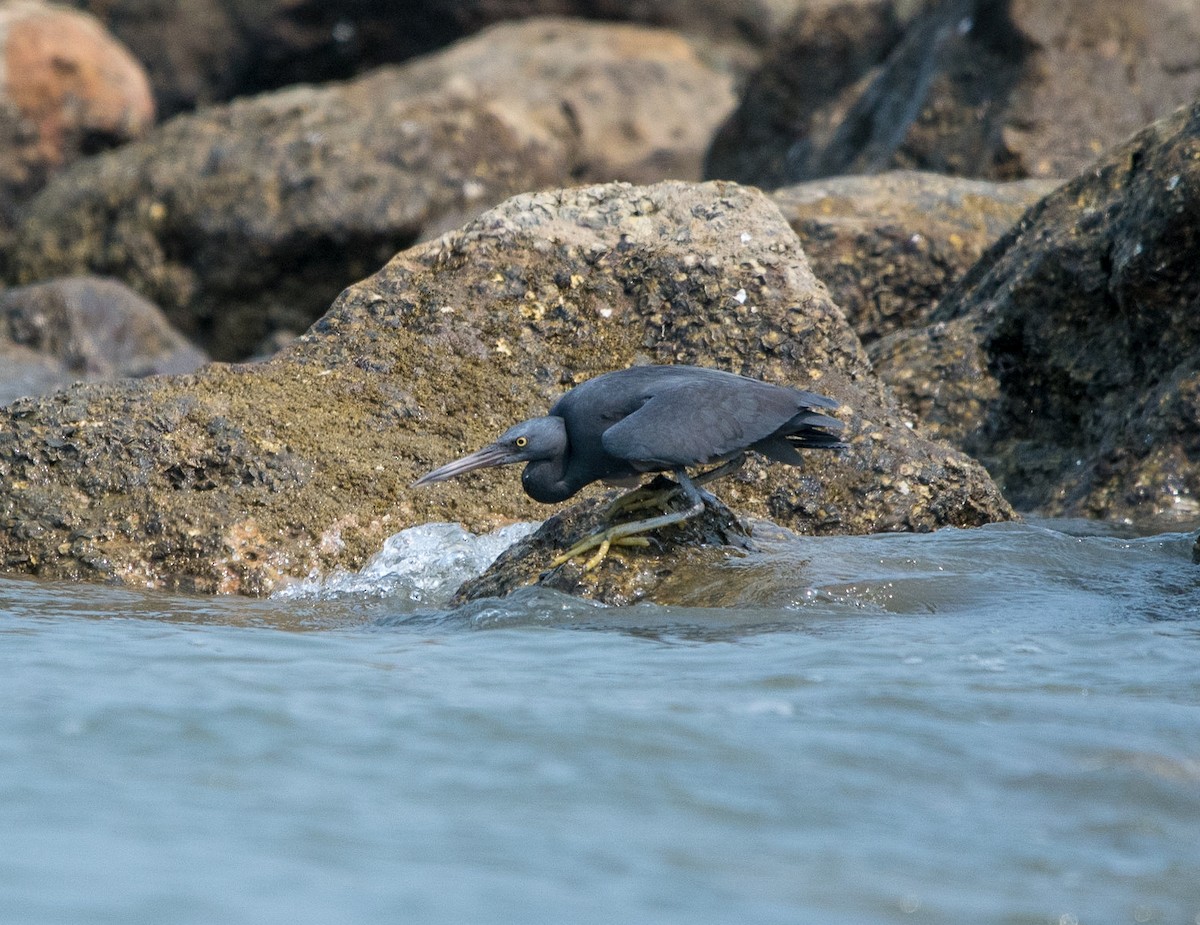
412,416,567,486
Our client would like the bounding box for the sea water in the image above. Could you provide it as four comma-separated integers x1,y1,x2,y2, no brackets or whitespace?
1,520,1198,925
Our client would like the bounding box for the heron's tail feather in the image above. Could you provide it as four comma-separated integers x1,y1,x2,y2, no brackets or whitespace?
753,410,846,463
785,410,847,450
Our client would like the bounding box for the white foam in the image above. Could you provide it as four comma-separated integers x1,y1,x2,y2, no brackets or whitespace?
274,521,539,603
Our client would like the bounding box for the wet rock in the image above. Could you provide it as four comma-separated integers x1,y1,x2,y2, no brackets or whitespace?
0,0,153,227
0,180,1013,596
707,0,1200,187
452,482,752,607
871,100,1200,525
772,171,1057,343
1,276,206,384
6,18,734,360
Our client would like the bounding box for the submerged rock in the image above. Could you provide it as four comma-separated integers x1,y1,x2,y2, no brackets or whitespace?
707,0,1200,187
871,100,1200,525
772,171,1057,344
6,18,734,360
0,180,1013,596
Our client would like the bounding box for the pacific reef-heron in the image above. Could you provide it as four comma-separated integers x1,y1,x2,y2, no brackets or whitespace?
414,365,846,568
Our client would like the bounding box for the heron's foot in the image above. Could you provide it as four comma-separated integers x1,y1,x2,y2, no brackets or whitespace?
602,484,680,519
552,469,707,571
550,533,652,571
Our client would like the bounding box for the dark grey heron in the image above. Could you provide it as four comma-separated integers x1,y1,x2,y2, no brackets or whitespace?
414,365,845,568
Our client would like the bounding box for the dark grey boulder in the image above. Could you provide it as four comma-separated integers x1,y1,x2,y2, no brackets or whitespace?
871,100,1200,526
707,0,1200,187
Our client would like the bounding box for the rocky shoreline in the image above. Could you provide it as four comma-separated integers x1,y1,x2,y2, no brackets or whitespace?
1,0,1198,599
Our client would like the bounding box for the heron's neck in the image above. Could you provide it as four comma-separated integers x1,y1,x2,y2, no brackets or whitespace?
521,458,576,504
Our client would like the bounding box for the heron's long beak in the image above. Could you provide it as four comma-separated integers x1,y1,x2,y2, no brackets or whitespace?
412,442,513,487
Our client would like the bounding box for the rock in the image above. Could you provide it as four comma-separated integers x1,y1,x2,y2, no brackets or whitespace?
772,171,1057,343
705,0,935,186
0,338,71,405
451,483,753,607
870,100,1200,525
416,0,803,78
72,0,445,119
0,0,154,226
397,18,736,187
868,314,995,448
0,180,1014,596
6,18,735,360
707,0,1200,187
0,276,206,383
74,0,790,118
424,0,802,52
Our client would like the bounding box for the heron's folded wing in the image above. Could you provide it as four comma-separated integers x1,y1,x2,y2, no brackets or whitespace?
600,381,810,467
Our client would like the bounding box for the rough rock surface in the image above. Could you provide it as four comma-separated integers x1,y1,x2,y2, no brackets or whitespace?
772,171,1056,343
6,18,735,360
871,100,1200,525
0,0,153,227
0,180,1013,596
0,275,205,388
707,0,1200,187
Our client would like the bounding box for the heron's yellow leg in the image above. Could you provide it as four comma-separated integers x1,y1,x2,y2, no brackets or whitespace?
552,533,651,570
551,469,704,570
600,456,744,521
602,484,678,518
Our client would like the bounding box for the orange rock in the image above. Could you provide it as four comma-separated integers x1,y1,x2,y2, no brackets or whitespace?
0,0,153,170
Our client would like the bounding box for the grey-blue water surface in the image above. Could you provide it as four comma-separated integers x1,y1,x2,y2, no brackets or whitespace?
2,520,1199,925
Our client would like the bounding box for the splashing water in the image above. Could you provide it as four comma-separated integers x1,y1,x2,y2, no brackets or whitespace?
274,521,539,603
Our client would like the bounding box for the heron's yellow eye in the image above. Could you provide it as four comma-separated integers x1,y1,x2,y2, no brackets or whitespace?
515,436,528,448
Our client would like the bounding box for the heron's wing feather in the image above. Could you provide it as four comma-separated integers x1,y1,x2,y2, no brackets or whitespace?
601,381,834,468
